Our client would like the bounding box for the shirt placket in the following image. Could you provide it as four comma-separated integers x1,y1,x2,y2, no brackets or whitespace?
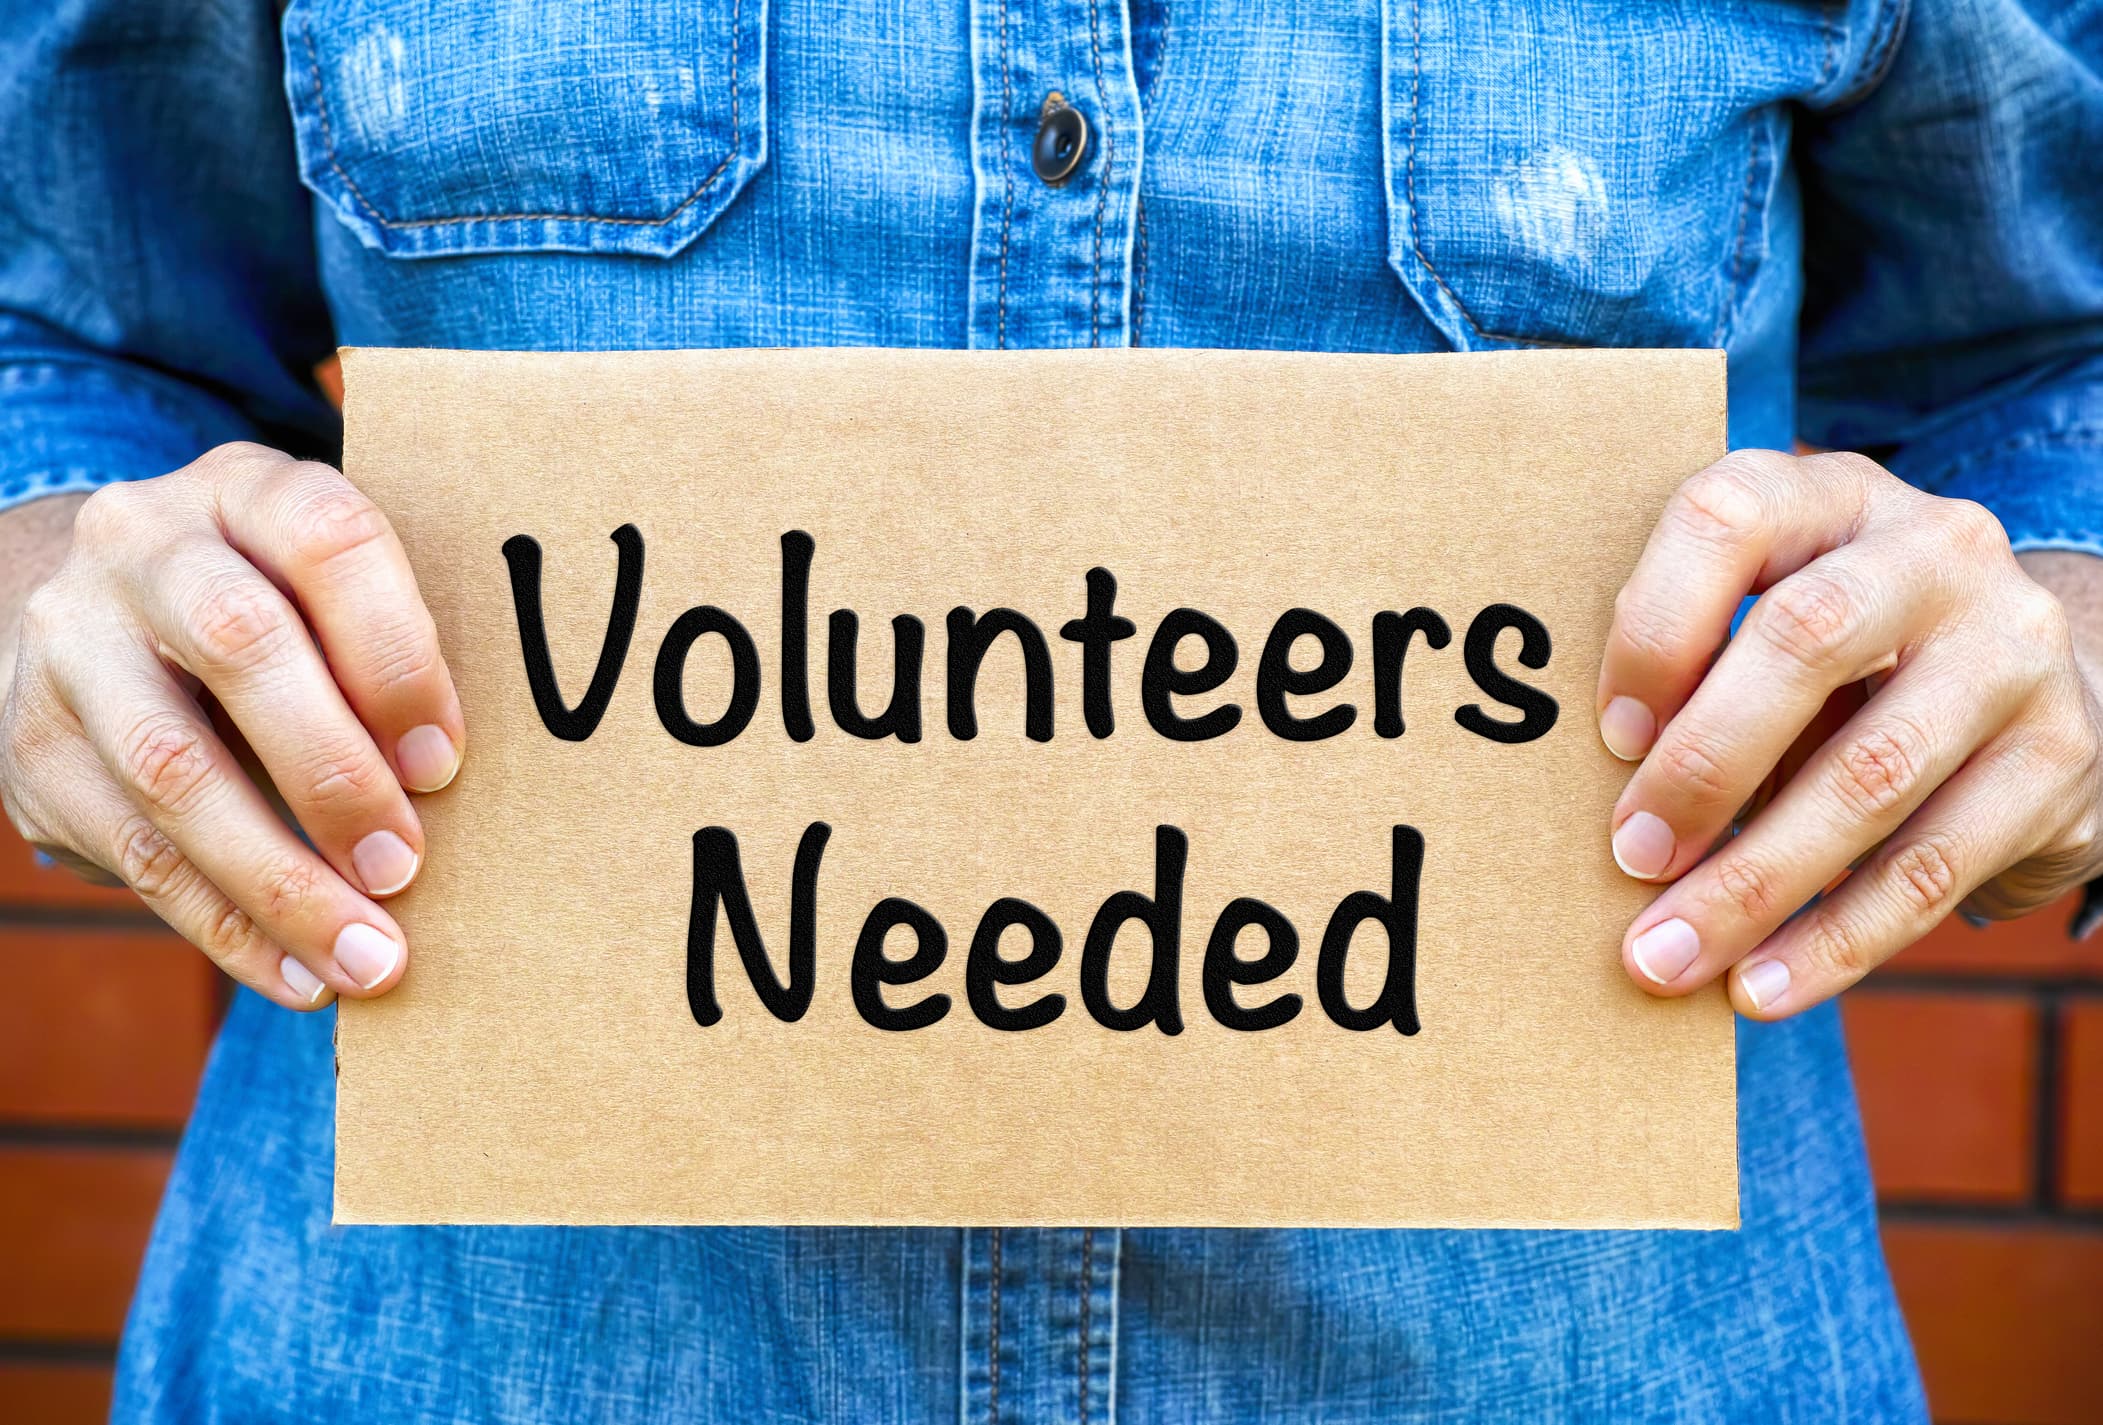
967,0,1145,349
961,1226,1122,1425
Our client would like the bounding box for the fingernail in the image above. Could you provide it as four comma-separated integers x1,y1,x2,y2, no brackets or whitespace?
397,725,459,794
1599,696,1657,762
352,830,420,897
1739,959,1791,1012
1611,810,1676,880
334,922,402,990
280,954,328,1006
1631,918,1701,985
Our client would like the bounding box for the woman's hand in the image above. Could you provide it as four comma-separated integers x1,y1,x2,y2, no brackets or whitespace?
1599,448,2103,1019
0,443,464,1009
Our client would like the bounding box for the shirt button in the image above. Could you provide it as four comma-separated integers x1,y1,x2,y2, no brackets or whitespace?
1032,94,1089,185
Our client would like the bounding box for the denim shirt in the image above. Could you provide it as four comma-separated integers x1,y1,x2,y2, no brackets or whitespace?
5,0,2100,1419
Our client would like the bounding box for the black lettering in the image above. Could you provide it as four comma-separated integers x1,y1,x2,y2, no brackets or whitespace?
946,608,1054,743
1080,825,1188,1034
502,524,643,742
1202,898,1302,1031
852,898,951,1031
1141,611,1242,742
965,897,1066,1031
1456,603,1558,744
1058,567,1137,739
780,531,815,742
653,606,760,747
1316,825,1424,1034
1371,607,1451,738
1255,608,1356,741
686,822,830,1027
828,610,926,742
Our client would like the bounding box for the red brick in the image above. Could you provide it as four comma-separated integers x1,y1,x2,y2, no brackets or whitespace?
1884,1224,2103,1425
2062,999,2103,1207
0,1147,170,1339
1894,893,2103,980
1845,991,2036,1203
0,824,149,913
0,928,217,1127
0,1365,113,1424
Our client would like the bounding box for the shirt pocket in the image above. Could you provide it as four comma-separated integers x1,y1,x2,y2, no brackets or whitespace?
282,0,766,259
1379,0,1845,351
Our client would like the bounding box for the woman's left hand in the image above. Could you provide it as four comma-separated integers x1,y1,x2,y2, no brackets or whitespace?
1598,448,2103,1019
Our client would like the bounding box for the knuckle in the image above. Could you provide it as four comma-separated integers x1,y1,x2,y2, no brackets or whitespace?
1672,459,1771,547
185,580,291,675
1939,497,2010,558
1615,598,1695,668
1888,836,1962,919
1655,731,1735,804
16,580,67,646
1799,912,1872,983
1754,572,1859,671
253,853,323,926
299,744,385,813
191,441,278,485
113,817,189,900
1712,851,1785,924
359,623,439,699
201,900,266,965
118,712,216,817
2010,585,2072,654
286,484,391,573
71,479,145,544
1813,449,1886,485
1830,720,1928,820
2031,704,2098,775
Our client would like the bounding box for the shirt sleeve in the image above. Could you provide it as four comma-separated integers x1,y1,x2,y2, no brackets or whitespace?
0,0,338,514
1796,0,2103,557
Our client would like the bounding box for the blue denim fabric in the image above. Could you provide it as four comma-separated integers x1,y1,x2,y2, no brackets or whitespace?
6,0,2101,1417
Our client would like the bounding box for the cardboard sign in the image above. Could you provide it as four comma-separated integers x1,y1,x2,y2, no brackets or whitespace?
336,346,1737,1228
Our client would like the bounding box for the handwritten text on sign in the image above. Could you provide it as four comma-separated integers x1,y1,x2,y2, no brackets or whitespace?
505,525,1557,1037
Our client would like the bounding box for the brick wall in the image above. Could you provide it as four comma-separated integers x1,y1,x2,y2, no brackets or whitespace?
0,838,219,1422
1845,905,2103,1425
0,830,2097,1423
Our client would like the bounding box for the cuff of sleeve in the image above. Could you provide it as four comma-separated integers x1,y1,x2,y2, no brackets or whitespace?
0,356,257,513
1884,355,2103,557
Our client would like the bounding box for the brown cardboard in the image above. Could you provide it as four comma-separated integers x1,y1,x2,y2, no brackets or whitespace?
335,346,1736,1228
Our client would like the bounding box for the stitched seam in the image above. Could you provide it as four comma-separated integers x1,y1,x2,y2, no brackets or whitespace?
1131,0,1170,346
1405,0,1498,344
987,1228,1003,1425
1078,1228,1094,1425
1132,201,1150,346
1711,110,1770,348
1814,0,1845,93
299,8,743,231
1087,0,1114,347
1826,0,1911,109
997,0,1014,349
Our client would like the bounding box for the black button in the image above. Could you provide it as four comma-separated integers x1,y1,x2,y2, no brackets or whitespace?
1033,97,1089,185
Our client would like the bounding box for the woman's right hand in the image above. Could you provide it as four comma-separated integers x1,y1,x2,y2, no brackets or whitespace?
0,443,464,1009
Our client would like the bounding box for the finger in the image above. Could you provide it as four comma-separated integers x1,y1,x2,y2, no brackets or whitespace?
1596,450,1875,762
5,731,334,1010
1618,647,2028,995
124,541,425,901
56,651,407,998
1610,528,1946,884
212,449,464,794
1723,739,2053,1018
